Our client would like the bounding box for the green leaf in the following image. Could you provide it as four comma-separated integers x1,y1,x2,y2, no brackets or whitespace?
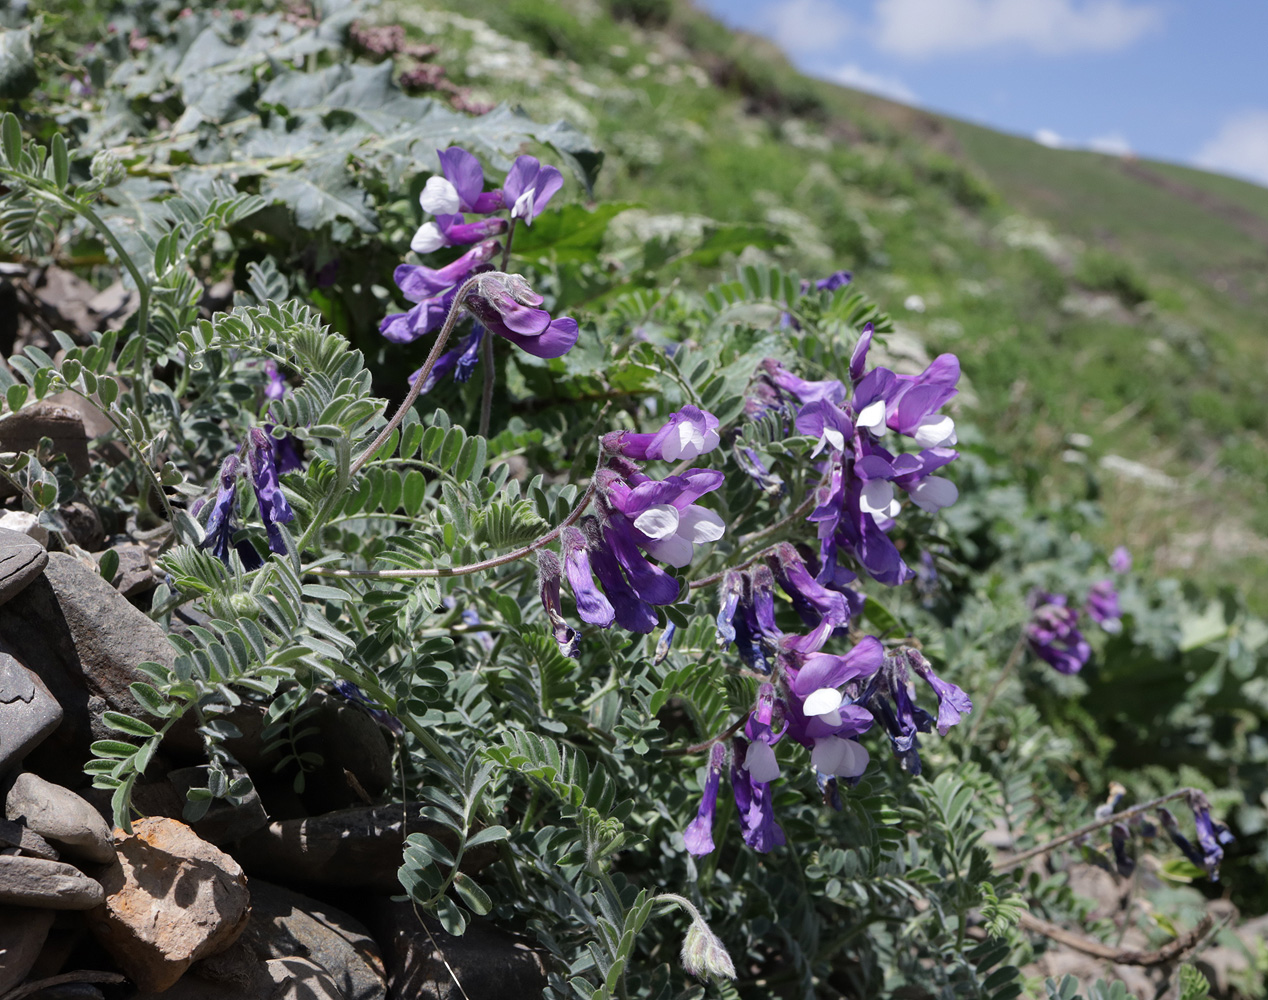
435,896,468,936
91,739,141,759
50,132,69,188
98,548,119,584
464,825,510,849
452,873,492,915
5,383,27,412
102,711,158,738
512,203,637,262
97,376,119,406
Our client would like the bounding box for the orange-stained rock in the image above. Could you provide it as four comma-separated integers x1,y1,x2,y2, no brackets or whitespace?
86,816,250,992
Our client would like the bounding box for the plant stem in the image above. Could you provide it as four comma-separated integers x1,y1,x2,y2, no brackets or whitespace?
967,630,1028,744
994,788,1196,872
308,478,597,579
478,221,515,439
350,271,489,475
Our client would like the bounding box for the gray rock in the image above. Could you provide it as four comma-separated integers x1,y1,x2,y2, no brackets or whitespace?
0,816,59,859
5,773,114,863
0,855,104,909
0,905,56,993
0,655,62,778
367,899,547,1000
239,880,386,1000
295,694,393,813
0,402,91,482
98,543,154,597
58,502,105,552
234,804,498,893
265,958,343,1000
0,552,172,783
0,527,48,607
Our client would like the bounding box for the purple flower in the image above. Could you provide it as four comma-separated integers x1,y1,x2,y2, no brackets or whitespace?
602,405,721,463
418,147,506,217
1026,591,1091,675
731,739,785,852
583,519,658,634
411,213,508,254
1188,790,1234,879
1086,580,1122,634
759,358,847,408
464,273,579,359
684,743,726,857
267,425,304,475
562,525,616,628
248,427,295,555
264,361,287,401
502,155,564,225
734,446,784,495
804,270,852,294
538,550,579,658
380,241,499,344
1110,546,1132,574
408,325,485,394
905,649,972,735
603,467,726,568
768,543,857,629
200,456,241,563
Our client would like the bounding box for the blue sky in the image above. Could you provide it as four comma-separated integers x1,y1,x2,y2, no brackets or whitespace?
694,0,1268,187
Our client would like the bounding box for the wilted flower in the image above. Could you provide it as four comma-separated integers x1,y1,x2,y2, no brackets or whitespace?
538,550,579,658
1111,822,1135,877
200,456,242,564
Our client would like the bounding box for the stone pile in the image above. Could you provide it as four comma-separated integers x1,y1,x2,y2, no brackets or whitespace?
0,522,545,1000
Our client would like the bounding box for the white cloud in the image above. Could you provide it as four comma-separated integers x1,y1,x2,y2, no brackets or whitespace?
1195,111,1268,186
763,0,853,56
873,0,1162,58
1033,128,1132,156
829,63,917,103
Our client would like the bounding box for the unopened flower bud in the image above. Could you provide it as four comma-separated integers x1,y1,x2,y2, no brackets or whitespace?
90,149,126,188
680,917,735,981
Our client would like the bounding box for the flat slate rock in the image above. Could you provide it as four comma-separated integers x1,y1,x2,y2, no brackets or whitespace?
0,553,172,782
0,854,105,910
6,772,114,864
0,815,60,859
0,905,57,993
238,880,387,1000
0,527,48,607
0,402,90,478
0,655,62,778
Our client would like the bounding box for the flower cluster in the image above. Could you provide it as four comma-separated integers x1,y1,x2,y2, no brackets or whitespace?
538,406,727,645
381,147,578,392
1096,788,1234,881
1027,549,1131,673
197,427,297,567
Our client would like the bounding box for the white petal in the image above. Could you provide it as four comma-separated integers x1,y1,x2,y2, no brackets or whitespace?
633,504,679,539
909,475,959,513
410,223,446,254
859,480,896,519
913,415,955,449
823,426,846,453
744,741,781,783
811,737,848,775
836,739,870,778
512,189,535,222
643,533,694,568
857,399,887,432
680,506,725,544
419,176,460,215
802,687,843,718
701,428,721,453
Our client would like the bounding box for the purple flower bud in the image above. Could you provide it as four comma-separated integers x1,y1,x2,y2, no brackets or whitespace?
248,427,295,555
684,742,726,857
200,456,241,564
654,622,676,665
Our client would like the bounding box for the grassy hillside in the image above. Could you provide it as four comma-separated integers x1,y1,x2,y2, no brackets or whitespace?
380,0,1268,606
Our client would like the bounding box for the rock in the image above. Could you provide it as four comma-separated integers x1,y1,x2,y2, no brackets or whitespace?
87,816,250,993
167,766,268,845
188,939,275,996
5,773,115,863
0,855,104,909
0,655,62,778
234,804,498,893
0,905,56,993
239,880,386,1000
97,543,155,598
294,694,393,813
0,509,49,546
0,817,60,859
0,552,172,783
58,502,105,552
367,899,547,1000
265,958,343,1000
0,402,91,479
0,527,48,606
